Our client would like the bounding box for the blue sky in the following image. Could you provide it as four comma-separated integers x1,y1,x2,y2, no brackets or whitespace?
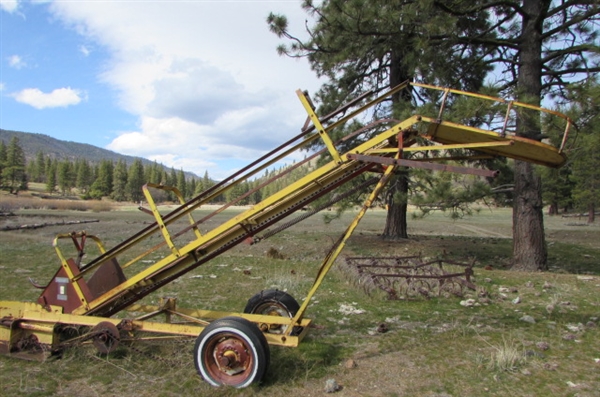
1,0,320,179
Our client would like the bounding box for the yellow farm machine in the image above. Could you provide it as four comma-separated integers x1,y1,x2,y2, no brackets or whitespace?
0,82,570,387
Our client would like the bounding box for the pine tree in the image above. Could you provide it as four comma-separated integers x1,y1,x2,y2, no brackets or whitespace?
35,151,46,183
57,160,75,195
89,160,114,199
75,159,93,194
272,0,600,270
573,135,600,224
46,160,57,193
268,0,492,239
0,140,6,187
111,159,128,201
202,171,213,190
540,166,573,215
126,159,145,202
1,137,27,194
45,157,52,183
176,169,187,201
188,178,197,200
26,157,38,184
194,178,205,195
457,1,599,270
250,180,262,204
566,80,600,223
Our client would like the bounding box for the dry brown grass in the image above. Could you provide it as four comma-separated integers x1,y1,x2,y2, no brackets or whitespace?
0,195,113,213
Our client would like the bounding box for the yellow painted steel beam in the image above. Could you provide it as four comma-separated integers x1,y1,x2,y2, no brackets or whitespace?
296,90,341,164
420,116,567,167
142,184,180,257
39,84,573,325
64,86,416,313
74,117,420,315
410,82,573,152
288,156,399,333
367,140,514,153
1,300,311,348
76,165,359,313
52,233,109,308
1,82,577,363
68,114,563,317
104,122,413,294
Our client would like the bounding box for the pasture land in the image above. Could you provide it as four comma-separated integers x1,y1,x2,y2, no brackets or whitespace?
0,205,598,396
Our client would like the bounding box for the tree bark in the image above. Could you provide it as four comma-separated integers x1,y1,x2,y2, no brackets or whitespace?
381,46,411,240
511,0,550,271
382,172,409,240
589,203,596,224
512,161,547,270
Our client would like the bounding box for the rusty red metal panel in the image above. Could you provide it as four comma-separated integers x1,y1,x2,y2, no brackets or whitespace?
37,259,94,313
87,258,127,299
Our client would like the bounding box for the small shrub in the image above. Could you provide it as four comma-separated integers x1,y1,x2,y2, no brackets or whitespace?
487,338,526,372
266,247,285,259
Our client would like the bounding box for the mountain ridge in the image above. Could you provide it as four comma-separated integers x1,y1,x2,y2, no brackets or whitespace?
0,128,198,178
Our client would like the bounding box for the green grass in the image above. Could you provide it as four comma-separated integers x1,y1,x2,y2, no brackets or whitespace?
1,205,599,396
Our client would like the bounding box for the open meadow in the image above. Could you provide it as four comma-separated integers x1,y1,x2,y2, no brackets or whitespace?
0,203,599,397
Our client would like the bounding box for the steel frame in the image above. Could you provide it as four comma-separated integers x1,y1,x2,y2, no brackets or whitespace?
1,82,571,364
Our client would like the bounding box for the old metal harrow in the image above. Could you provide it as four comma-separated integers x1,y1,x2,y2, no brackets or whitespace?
344,255,476,299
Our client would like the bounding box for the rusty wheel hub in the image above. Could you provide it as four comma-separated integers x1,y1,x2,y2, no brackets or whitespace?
212,338,249,376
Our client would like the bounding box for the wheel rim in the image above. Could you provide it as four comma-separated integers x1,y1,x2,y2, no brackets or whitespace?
254,302,292,334
202,331,256,386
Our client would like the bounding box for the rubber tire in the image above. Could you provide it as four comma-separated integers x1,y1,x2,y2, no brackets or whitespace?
244,289,302,336
194,316,270,388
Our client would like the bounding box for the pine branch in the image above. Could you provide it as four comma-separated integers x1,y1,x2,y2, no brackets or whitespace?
542,44,600,64
546,0,600,19
541,6,600,40
543,66,600,76
433,1,526,18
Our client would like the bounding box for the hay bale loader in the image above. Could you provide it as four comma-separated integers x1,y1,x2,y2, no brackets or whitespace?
0,82,571,387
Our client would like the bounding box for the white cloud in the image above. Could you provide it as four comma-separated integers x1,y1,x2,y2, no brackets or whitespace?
0,0,19,13
12,87,85,109
79,45,90,57
0,82,5,92
147,59,254,125
8,54,26,69
45,1,321,176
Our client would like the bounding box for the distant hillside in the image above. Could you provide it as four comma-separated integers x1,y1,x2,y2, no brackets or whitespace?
0,129,198,178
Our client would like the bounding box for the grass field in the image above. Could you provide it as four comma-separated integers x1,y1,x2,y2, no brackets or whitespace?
0,203,599,396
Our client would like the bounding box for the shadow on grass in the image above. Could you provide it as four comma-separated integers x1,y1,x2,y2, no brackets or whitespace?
263,338,344,386
349,234,600,276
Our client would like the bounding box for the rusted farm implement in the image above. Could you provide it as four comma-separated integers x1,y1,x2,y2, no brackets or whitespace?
343,256,477,299
0,82,570,387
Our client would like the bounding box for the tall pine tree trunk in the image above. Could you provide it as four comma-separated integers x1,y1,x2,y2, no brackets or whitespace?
382,172,409,240
381,47,410,240
512,0,549,271
512,161,547,270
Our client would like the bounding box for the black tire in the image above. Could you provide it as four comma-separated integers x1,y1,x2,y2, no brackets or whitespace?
244,289,302,336
194,316,270,388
